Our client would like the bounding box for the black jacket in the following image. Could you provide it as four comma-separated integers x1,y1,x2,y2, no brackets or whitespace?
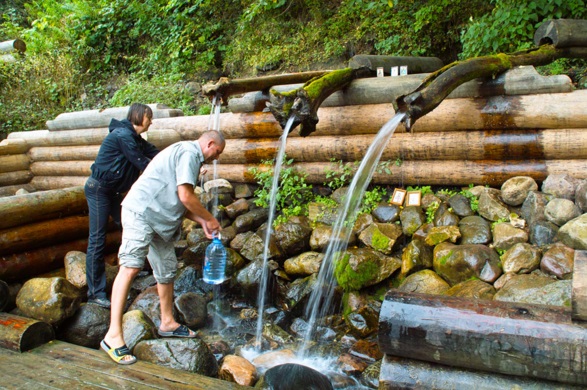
90,119,159,193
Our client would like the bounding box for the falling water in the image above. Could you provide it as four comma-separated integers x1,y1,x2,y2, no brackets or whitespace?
254,115,296,348
299,112,406,356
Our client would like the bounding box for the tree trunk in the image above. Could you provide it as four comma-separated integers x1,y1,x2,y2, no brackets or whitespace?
395,45,587,130
30,176,88,191
0,313,54,352
572,250,587,321
0,186,87,230
208,159,587,187
378,291,587,385
0,155,30,174
0,231,121,281
30,161,92,176
348,55,444,75
534,19,587,48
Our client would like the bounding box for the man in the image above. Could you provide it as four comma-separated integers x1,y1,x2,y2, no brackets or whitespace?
101,130,225,365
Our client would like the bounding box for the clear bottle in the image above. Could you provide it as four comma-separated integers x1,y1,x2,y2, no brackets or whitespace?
203,232,227,284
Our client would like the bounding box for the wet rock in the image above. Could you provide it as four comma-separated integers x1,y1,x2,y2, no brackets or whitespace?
520,191,549,225
491,222,528,251
272,217,313,258
236,259,279,295
182,241,208,267
16,277,83,325
458,216,492,245
64,251,87,289
399,206,425,236
262,322,294,346
252,349,297,371
122,309,158,352
174,239,189,257
398,269,450,295
284,273,319,314
332,187,349,204
575,180,587,212
353,213,374,235
421,193,441,209
477,191,510,222
541,173,578,200
338,352,369,375
434,208,460,227
204,178,234,195
233,208,269,233
400,238,433,277
349,339,383,363
445,279,496,300
240,232,278,261
200,192,233,209
186,228,208,246
345,301,380,338
134,338,218,376
448,193,475,217
334,248,401,291
493,272,517,290
225,248,247,277
545,198,582,226
358,223,403,255
529,220,559,247
411,222,434,241
219,355,257,386
230,231,254,251
128,285,170,328
557,213,587,250
500,176,538,206
58,303,109,348
284,251,324,276
493,274,570,307
360,359,381,389
308,201,339,225
175,292,208,329
234,183,256,198
540,243,575,279
501,243,541,274
424,225,461,246
433,242,502,285
372,203,401,223
174,266,203,296
225,198,250,219
310,223,356,252
255,363,333,390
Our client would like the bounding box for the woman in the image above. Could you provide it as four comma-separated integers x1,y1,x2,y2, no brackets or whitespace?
85,103,159,308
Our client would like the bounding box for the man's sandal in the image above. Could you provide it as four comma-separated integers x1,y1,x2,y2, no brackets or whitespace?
100,340,137,365
157,324,197,338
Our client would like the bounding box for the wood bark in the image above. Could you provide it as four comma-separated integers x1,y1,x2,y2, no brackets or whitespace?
0,139,29,156
379,355,586,390
0,39,26,53
395,45,587,130
534,19,587,48
30,161,92,177
0,186,87,230
29,145,100,162
30,176,88,191
228,67,572,113
148,91,587,140
348,55,444,75
0,231,121,281
0,215,107,256
8,129,108,147
207,159,587,187
378,291,587,385
572,250,587,321
218,129,587,164
0,313,54,352
0,170,32,187
0,154,30,174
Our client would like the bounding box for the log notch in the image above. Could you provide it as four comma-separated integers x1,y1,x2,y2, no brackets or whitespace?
268,67,370,136
0,231,121,281
0,313,54,352
395,44,587,131
379,355,587,390
0,186,87,230
348,55,443,75
378,290,587,386
534,19,587,48
572,250,587,321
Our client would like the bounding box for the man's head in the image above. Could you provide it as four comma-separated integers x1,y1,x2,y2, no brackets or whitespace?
199,130,225,163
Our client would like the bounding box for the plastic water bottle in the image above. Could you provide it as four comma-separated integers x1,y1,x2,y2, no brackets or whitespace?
203,232,227,284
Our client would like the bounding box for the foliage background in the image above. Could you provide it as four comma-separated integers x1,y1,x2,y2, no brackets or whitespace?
1,0,586,138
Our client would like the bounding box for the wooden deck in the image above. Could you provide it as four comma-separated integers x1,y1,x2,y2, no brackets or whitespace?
0,340,249,389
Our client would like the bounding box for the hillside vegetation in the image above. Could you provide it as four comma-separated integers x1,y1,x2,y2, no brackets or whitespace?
1,0,586,137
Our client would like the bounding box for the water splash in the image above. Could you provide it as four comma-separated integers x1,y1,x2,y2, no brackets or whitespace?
299,112,406,356
208,95,221,131
254,115,296,349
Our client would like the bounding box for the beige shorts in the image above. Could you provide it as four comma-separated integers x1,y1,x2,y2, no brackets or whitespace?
119,208,177,284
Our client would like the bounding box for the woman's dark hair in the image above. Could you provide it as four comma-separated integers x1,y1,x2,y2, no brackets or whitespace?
127,103,153,126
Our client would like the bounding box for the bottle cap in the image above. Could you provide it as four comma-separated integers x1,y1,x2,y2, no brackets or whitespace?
212,231,222,240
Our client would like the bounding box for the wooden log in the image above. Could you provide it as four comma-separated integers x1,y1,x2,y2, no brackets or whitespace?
534,19,587,48
30,176,88,191
0,184,35,198
218,129,587,164
207,159,587,187
8,128,108,147
348,55,444,74
572,250,587,321
0,215,99,256
0,39,26,53
379,355,586,390
0,139,29,156
151,91,587,140
29,145,100,162
141,128,182,148
0,280,8,311
46,104,183,131
0,170,32,187
0,186,87,230
0,154,30,174
378,291,587,385
0,313,54,352
30,161,92,177
0,231,121,281
228,67,572,113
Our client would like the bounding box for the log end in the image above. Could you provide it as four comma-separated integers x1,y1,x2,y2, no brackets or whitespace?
0,313,55,352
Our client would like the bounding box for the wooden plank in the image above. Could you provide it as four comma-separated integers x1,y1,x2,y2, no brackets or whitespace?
0,340,247,389
572,250,587,321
